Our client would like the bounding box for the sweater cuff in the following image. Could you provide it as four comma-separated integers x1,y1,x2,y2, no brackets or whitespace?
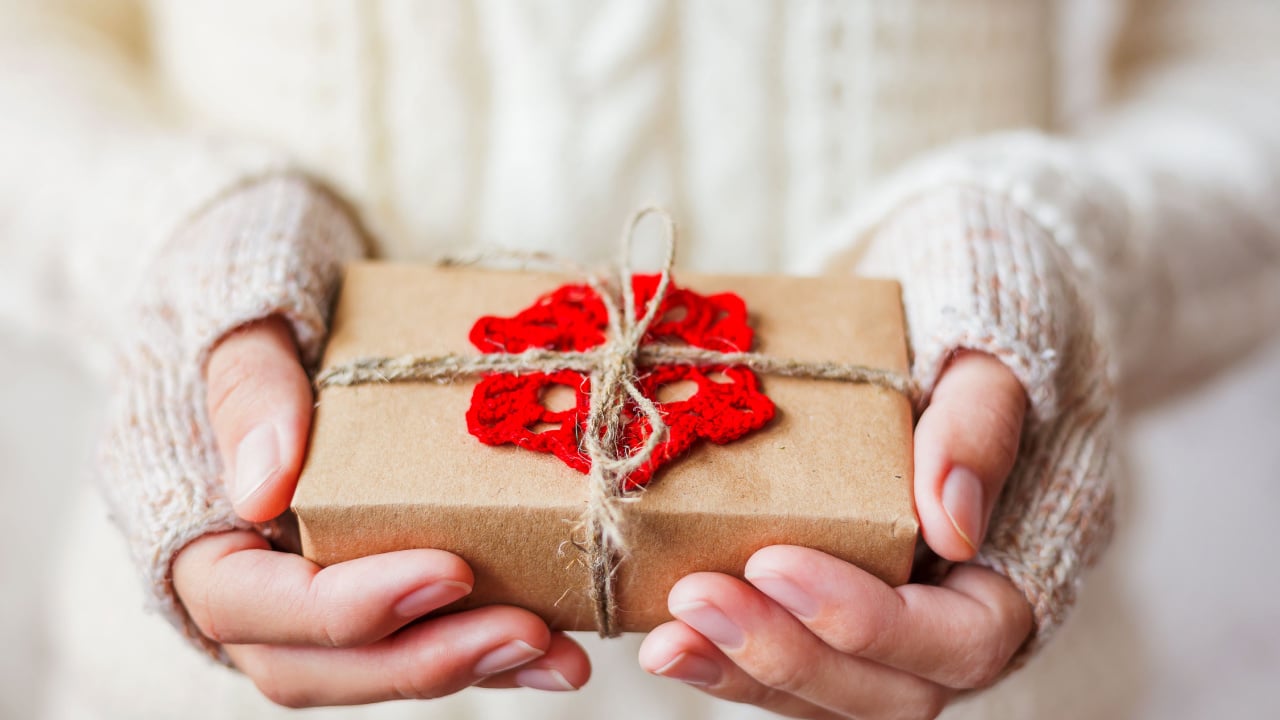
163,175,369,369
852,184,1117,666
97,175,365,662
857,186,1071,421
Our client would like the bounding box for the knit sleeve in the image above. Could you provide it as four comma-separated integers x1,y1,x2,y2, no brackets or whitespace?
821,0,1280,662
854,186,1116,665
98,176,364,661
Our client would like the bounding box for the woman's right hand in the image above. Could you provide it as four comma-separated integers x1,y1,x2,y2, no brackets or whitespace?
172,316,591,707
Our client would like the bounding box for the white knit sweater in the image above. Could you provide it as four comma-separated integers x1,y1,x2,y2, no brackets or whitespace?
3,0,1280,704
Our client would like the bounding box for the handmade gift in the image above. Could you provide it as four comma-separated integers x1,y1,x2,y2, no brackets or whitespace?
294,209,918,635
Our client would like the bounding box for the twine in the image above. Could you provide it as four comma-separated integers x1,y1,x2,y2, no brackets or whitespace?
316,207,916,636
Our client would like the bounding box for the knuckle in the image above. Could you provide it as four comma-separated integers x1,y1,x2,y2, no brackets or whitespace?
306,573,369,648
995,584,1035,635
901,689,949,720
238,653,311,709
191,608,223,644
179,565,225,644
710,668,782,712
823,594,901,657
751,656,812,696
953,645,1008,689
738,682,784,714
255,678,313,710
175,573,216,640
950,593,1028,689
399,676,447,702
185,602,221,643
317,613,366,648
193,548,274,645
390,676,422,701
967,396,1023,460
829,614,887,657
206,349,265,424
396,656,457,701
874,682,949,720
989,412,1024,469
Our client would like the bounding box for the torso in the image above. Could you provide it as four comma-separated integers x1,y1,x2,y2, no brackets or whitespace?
148,0,1055,270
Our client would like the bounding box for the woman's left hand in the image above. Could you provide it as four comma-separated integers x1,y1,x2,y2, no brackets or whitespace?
639,351,1034,719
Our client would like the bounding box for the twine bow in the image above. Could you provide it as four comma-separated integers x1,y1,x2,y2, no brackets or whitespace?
316,207,916,636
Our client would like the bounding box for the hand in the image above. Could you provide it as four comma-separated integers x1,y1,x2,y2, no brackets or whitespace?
173,317,591,707
639,351,1033,719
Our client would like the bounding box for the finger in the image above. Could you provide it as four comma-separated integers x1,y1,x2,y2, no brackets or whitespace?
174,531,473,647
746,545,1033,689
915,350,1028,560
477,632,591,691
663,572,948,719
640,621,841,720
205,315,313,522
226,605,567,707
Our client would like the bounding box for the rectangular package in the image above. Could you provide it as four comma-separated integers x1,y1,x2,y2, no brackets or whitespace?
294,262,917,632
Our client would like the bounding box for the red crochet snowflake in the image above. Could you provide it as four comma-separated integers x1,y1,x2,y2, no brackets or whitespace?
465,275,776,490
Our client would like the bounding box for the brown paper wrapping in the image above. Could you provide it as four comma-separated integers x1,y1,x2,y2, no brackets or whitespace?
294,262,917,633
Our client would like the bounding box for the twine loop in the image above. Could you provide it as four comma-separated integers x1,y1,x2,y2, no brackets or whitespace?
316,207,915,636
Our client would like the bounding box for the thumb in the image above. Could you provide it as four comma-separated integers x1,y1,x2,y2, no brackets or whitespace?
913,351,1028,562
205,316,313,523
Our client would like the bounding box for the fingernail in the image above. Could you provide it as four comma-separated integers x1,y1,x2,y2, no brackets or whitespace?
514,667,577,692
746,573,818,619
393,580,472,618
474,640,544,676
654,652,722,687
942,466,985,552
669,601,744,649
234,423,281,504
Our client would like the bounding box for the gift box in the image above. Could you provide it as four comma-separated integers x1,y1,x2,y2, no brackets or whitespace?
294,253,917,634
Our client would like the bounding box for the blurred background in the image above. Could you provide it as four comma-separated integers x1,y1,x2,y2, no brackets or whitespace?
3,1,1280,718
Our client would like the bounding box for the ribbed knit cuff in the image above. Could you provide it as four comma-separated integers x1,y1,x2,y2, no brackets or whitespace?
855,184,1117,666
97,175,365,662
861,187,1072,419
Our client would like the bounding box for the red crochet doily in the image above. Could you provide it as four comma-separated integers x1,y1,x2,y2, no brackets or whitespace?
466,275,775,489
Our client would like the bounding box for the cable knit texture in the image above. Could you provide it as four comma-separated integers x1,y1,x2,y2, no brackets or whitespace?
5,0,1280,683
